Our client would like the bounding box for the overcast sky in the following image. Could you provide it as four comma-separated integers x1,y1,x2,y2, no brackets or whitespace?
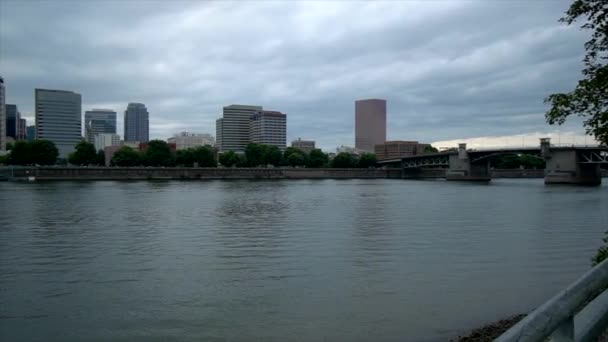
0,0,593,150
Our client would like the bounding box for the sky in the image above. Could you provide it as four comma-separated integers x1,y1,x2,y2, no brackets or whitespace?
0,0,595,151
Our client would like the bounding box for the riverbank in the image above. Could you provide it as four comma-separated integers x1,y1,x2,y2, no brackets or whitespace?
451,315,525,341
1,166,606,181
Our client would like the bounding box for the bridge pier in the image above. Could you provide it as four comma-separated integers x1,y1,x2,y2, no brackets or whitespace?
543,149,602,185
446,144,491,182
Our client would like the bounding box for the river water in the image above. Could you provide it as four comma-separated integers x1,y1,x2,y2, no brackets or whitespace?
1,179,607,341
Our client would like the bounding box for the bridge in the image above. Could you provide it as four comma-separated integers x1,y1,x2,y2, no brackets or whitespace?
378,138,608,185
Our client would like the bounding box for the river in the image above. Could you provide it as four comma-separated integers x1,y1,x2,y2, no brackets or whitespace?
1,179,607,341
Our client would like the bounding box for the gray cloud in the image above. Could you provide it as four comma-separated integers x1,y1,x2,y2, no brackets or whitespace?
0,0,590,150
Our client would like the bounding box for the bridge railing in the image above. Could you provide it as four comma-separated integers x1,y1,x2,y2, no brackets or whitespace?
495,258,608,342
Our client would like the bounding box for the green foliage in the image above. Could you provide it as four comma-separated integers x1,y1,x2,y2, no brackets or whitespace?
191,146,216,167
110,146,141,167
0,154,8,165
423,145,439,153
307,149,329,168
331,152,358,168
68,141,98,166
358,153,377,168
219,150,240,167
282,146,307,167
8,141,31,165
143,140,175,166
235,153,248,167
9,140,59,165
490,154,546,169
593,231,608,266
6,142,13,151
176,149,195,166
545,0,608,145
264,145,282,166
30,140,59,165
245,143,265,167
96,150,106,166
287,152,306,167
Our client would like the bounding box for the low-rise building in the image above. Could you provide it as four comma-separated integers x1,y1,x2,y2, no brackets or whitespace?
336,145,357,154
94,133,121,151
291,138,315,153
167,132,214,150
374,141,434,160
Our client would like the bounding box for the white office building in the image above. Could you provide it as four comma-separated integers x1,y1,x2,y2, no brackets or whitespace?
216,104,262,152
250,110,287,150
168,132,214,150
35,88,82,158
94,133,121,151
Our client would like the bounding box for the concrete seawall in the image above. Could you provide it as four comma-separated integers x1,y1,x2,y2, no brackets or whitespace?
2,167,404,180
1,167,605,181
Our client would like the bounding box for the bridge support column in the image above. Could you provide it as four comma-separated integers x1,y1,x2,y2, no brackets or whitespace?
541,139,601,185
446,143,491,182
544,149,601,185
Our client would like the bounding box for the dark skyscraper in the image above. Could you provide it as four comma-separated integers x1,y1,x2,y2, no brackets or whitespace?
124,103,149,142
26,125,35,141
5,104,19,139
355,99,387,153
85,109,117,143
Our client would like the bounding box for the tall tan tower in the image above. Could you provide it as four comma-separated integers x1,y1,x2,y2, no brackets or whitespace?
355,99,386,153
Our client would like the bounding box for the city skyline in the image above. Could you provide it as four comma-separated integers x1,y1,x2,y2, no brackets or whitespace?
0,0,596,150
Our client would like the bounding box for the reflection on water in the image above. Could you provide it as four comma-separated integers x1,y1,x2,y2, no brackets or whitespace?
0,179,607,342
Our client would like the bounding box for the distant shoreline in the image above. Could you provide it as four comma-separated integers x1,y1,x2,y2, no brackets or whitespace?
2,166,605,181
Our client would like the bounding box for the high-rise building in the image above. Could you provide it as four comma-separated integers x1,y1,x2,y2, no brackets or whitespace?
215,118,223,151
85,109,117,143
124,103,149,143
0,77,5,152
167,132,215,150
355,99,386,153
93,133,121,151
5,104,19,139
18,118,26,140
217,104,262,152
291,138,316,153
26,125,35,141
35,88,82,157
250,110,287,150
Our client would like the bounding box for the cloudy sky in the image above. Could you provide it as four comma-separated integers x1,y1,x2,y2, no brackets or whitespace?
0,0,593,150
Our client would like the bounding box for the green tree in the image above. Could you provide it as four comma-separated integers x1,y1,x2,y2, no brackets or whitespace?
219,150,239,167
358,153,377,168
331,152,358,168
264,145,282,166
308,149,329,168
143,140,174,166
96,150,106,166
287,151,306,167
8,141,32,165
68,141,97,166
0,154,8,165
176,149,195,166
30,140,59,165
519,154,545,169
235,153,248,167
111,146,141,166
6,142,13,151
423,145,439,154
545,0,608,145
245,143,265,167
192,146,216,167
593,231,608,266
